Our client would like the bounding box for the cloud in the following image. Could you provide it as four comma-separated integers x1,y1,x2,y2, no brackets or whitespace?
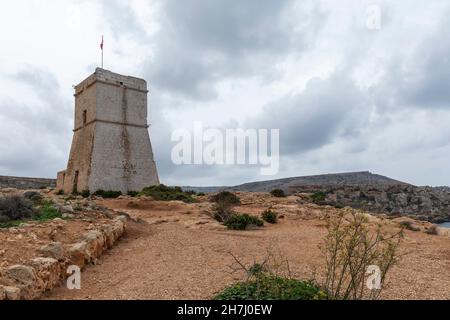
373,11,450,110
247,71,368,156
1,1,450,187
143,0,322,100
0,68,72,178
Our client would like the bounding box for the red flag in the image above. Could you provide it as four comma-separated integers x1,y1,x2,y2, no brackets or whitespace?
100,36,104,50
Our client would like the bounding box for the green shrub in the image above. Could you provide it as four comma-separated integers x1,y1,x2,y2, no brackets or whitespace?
270,189,286,198
311,191,327,203
56,190,65,196
127,191,139,197
225,214,264,230
0,195,36,221
262,209,278,224
0,197,62,228
36,201,62,221
139,185,196,203
210,191,240,205
214,276,326,300
93,190,123,199
81,190,90,198
197,192,206,196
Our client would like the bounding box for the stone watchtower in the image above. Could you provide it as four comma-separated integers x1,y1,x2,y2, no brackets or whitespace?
57,68,160,194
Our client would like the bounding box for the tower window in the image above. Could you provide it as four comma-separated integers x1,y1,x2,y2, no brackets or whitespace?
82,110,87,126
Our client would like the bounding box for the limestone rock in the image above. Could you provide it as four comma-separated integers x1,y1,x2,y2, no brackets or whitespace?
84,230,104,260
68,242,88,269
294,184,450,223
62,213,74,219
39,242,65,260
30,257,62,291
59,205,74,214
4,286,21,300
4,265,37,286
0,285,5,300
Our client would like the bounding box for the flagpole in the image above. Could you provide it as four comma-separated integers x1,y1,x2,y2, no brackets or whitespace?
100,35,104,69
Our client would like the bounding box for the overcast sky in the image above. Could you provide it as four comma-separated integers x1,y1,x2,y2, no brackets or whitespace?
1,0,450,187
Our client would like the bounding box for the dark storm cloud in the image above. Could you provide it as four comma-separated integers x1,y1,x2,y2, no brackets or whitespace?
247,71,368,156
100,0,148,40
374,14,450,110
144,0,322,100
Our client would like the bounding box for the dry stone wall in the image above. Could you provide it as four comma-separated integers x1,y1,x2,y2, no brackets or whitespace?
0,216,127,300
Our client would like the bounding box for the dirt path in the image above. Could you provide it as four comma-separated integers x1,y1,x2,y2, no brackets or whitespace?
43,197,450,300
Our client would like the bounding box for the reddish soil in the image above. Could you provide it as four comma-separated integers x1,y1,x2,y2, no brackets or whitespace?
41,194,450,300
0,211,116,269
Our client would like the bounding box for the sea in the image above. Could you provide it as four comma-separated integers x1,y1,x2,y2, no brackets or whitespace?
439,222,450,228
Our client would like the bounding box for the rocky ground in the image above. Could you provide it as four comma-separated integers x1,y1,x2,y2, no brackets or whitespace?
0,189,127,300
24,192,450,300
291,185,450,223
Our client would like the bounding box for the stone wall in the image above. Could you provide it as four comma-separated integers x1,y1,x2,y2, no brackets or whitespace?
0,216,127,300
0,176,56,190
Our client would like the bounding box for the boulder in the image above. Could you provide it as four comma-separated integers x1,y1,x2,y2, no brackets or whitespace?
4,286,21,300
84,230,104,260
68,242,88,269
436,227,450,237
59,205,74,214
3,265,38,299
39,242,65,260
30,257,62,291
4,265,37,286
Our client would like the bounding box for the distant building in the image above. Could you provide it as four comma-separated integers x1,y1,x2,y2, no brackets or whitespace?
57,68,159,194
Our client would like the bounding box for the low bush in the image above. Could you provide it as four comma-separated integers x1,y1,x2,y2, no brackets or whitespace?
127,191,139,197
261,209,278,224
0,196,63,228
210,191,240,205
225,214,264,230
56,190,65,196
270,189,286,198
214,250,327,300
36,201,62,221
214,276,326,300
81,190,91,198
399,220,421,232
311,191,327,203
213,201,235,223
139,185,196,203
93,190,123,199
321,208,403,300
0,195,36,222
23,191,44,204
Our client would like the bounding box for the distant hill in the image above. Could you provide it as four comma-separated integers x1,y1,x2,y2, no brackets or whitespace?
183,171,411,194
